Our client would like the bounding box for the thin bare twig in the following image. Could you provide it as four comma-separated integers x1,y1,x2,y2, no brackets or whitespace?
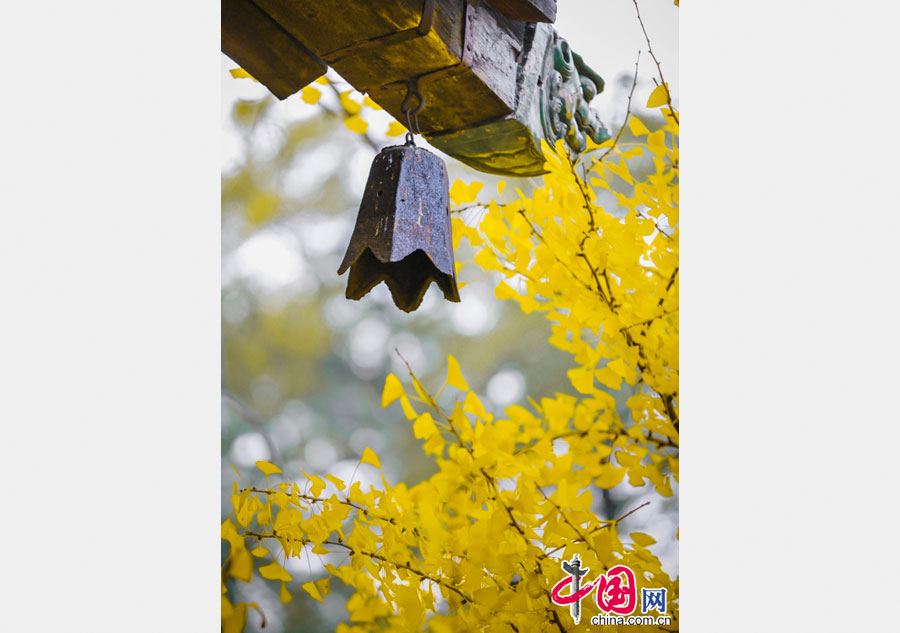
322,80,381,152
620,309,679,332
222,388,282,469
450,204,482,215
543,501,651,557
599,50,641,162
636,207,673,238
632,0,679,125
242,530,472,603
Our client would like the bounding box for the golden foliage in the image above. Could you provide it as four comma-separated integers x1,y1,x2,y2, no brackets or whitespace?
222,93,679,630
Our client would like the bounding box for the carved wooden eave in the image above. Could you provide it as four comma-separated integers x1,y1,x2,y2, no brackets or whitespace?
222,0,609,177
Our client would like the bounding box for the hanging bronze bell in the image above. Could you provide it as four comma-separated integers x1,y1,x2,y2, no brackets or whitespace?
338,141,460,313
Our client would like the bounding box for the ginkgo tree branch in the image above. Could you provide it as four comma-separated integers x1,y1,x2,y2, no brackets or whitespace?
390,349,667,630
538,487,601,558
516,208,602,298
241,530,474,603
620,309,679,332
392,349,626,628
394,347,541,620
319,79,381,152
566,154,679,435
395,349,532,543
542,501,651,558
599,50,641,162
632,0,678,125
636,207,673,239
241,484,426,539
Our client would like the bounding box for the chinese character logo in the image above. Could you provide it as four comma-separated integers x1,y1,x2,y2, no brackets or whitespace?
550,555,674,624
552,555,592,624
551,557,639,622
595,564,637,615
641,587,667,614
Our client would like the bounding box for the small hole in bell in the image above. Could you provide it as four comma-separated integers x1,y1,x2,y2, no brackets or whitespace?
338,144,460,313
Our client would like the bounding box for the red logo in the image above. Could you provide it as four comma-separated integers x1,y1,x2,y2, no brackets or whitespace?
595,565,637,614
551,557,637,617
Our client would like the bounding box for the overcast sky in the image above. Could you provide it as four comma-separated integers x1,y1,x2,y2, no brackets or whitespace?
556,0,678,119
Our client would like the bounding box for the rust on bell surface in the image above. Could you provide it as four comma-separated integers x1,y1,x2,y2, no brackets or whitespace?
338,143,460,313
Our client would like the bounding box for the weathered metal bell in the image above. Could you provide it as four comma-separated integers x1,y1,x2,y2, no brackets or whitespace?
338,142,460,313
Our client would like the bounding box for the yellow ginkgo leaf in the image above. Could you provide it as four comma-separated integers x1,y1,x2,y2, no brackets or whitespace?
302,580,323,603
222,602,247,633
344,114,368,135
339,91,362,115
229,68,257,82
386,121,407,137
594,465,627,489
250,546,268,558
399,395,418,420
316,577,331,597
255,460,281,476
259,561,292,582
605,158,633,185
413,412,438,440
228,548,253,583
567,366,596,394
606,358,630,379
449,180,484,206
494,281,516,302
586,137,614,152
382,373,405,408
360,447,381,469
628,115,650,136
463,391,493,422
303,471,325,497
497,180,506,195
301,85,321,105
630,532,657,547
647,83,669,108
445,355,469,391
280,582,293,604
325,474,345,490
595,366,623,391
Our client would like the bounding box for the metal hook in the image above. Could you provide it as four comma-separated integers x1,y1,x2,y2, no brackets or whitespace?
399,79,425,145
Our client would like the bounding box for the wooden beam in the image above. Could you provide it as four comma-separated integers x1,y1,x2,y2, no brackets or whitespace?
219,0,609,176
366,1,521,134
251,0,465,92
488,0,556,23
222,0,326,100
